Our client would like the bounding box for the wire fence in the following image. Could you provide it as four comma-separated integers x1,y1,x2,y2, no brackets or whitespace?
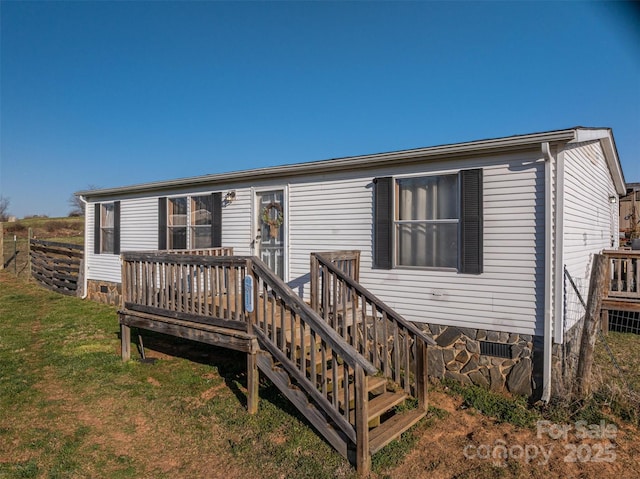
607,309,640,335
564,265,635,396
564,269,586,335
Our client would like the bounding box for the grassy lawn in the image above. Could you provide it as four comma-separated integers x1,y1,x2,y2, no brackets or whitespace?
0,275,372,478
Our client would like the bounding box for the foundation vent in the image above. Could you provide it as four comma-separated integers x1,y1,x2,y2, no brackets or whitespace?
480,341,510,359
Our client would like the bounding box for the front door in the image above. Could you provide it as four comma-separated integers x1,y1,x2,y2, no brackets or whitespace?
255,189,286,279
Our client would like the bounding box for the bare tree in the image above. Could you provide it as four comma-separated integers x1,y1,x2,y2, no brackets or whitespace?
68,185,98,217
0,195,10,221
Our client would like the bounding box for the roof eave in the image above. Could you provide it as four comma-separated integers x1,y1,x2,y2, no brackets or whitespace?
76,129,579,199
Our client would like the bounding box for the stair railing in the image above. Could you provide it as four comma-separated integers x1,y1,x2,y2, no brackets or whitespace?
310,252,434,406
248,258,377,451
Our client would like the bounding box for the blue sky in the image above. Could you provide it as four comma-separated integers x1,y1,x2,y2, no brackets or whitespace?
1,1,639,218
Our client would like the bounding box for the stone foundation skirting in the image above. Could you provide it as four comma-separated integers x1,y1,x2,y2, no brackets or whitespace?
87,280,122,306
415,323,538,397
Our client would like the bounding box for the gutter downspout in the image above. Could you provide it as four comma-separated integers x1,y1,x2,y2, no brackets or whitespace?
553,150,565,346
541,142,554,402
79,195,89,299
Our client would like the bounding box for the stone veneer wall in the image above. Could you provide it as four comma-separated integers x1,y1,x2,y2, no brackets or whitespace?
87,280,122,306
415,323,539,397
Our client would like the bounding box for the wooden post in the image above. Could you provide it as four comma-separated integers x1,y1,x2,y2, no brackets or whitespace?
247,351,259,414
27,228,33,281
573,254,608,398
13,235,17,275
120,320,131,361
354,365,370,475
600,309,609,335
245,260,259,414
416,341,428,411
310,254,318,313
0,222,3,270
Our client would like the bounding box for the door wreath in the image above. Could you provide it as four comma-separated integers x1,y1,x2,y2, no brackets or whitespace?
261,201,284,238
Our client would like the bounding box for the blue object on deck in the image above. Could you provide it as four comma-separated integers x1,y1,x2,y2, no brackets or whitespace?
244,275,254,313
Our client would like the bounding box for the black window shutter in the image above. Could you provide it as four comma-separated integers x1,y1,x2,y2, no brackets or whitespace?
94,203,101,255
158,197,167,250
212,192,222,247
373,177,393,269
113,201,121,255
460,169,483,274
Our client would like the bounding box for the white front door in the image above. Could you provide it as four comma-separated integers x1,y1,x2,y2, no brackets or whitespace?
255,189,286,279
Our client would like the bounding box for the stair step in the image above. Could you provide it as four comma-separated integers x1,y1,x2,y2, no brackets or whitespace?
284,328,322,348
369,409,426,455
367,391,407,423
329,375,388,408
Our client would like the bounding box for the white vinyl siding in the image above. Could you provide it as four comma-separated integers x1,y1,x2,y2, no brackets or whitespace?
286,154,544,335
221,188,252,256
87,197,159,283
84,151,556,335
562,140,618,332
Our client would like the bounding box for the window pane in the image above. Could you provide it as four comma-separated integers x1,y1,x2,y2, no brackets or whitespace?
101,203,114,228
101,229,114,253
168,227,186,249
191,196,213,226
397,223,458,268
398,175,458,221
169,197,187,226
191,226,212,249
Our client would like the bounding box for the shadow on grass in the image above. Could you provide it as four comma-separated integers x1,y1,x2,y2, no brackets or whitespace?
116,328,307,421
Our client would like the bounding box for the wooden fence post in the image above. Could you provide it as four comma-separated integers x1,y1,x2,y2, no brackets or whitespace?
0,222,3,270
416,341,428,412
573,254,608,398
27,228,33,281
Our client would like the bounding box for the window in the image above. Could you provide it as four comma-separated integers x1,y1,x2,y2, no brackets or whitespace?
159,193,221,250
94,202,120,255
374,169,483,274
168,197,187,249
190,195,214,248
396,174,459,268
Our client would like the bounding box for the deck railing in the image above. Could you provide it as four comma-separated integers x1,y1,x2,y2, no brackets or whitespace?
166,247,234,256
310,252,434,402
121,251,249,330
603,250,640,300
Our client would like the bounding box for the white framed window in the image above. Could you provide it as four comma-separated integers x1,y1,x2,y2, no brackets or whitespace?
190,195,214,249
159,193,221,250
101,203,116,253
374,169,483,274
94,201,120,255
395,174,459,268
167,197,188,249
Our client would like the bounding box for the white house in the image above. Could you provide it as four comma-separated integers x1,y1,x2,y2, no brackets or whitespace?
77,127,626,400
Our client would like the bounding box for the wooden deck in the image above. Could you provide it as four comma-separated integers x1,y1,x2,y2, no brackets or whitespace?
118,249,433,474
601,250,640,332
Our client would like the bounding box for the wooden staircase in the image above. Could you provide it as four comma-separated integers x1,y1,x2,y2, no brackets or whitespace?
248,254,435,473
255,350,427,460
